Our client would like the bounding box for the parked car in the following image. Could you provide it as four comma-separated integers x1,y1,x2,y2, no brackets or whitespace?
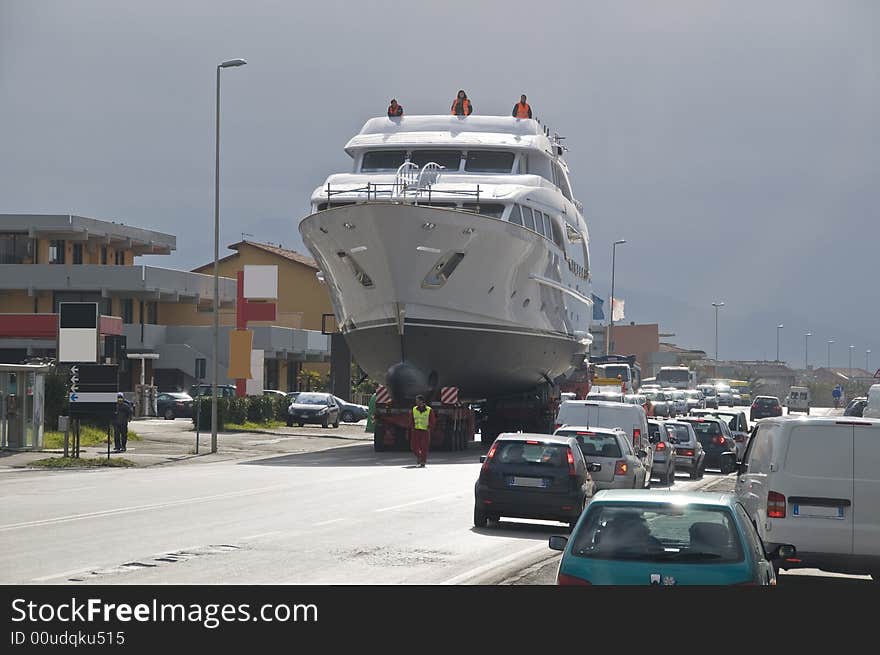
647,419,676,486
844,397,868,417
750,396,783,421
549,490,793,585
287,392,340,428
156,392,193,420
553,426,648,490
689,409,750,461
736,416,880,580
642,390,673,418
190,383,237,398
263,389,288,398
555,400,652,484
684,389,706,412
786,386,811,414
333,396,369,422
474,433,601,528
665,420,706,479
697,385,719,409
677,416,738,473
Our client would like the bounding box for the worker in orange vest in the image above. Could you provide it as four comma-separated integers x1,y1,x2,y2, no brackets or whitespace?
387,98,403,117
450,90,473,116
512,94,532,119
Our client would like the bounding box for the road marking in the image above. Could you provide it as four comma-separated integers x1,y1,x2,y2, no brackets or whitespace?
440,543,549,585
374,493,460,513
32,566,96,582
241,531,281,540
313,519,345,526
0,484,291,532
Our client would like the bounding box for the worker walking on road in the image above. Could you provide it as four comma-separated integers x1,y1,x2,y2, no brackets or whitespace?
450,90,473,116
512,94,532,118
409,394,436,467
112,393,133,452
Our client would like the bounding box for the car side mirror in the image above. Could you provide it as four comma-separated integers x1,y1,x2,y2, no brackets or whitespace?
587,462,602,473
769,544,796,561
479,455,487,463
549,535,568,551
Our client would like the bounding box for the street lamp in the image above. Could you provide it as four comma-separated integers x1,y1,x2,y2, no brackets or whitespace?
804,332,812,370
776,324,784,362
606,239,626,355
867,349,872,372
827,339,834,369
711,302,724,361
212,57,247,454
849,345,855,378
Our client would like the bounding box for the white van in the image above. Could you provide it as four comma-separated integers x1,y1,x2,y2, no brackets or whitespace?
735,416,880,579
555,400,652,485
785,386,811,414
863,384,880,419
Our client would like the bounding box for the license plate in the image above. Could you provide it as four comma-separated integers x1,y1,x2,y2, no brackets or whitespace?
792,504,844,519
510,477,546,488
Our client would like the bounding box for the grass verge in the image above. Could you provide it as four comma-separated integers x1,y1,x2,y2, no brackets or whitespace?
221,420,287,432
30,457,136,468
43,426,141,449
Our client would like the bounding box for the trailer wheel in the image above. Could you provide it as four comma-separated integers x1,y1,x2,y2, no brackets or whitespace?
373,430,386,452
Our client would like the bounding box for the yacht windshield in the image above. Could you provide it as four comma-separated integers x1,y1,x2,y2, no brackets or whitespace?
465,151,515,173
361,150,407,171
410,150,462,170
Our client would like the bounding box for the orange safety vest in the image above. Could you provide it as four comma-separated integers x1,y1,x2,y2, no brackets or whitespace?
451,98,471,116
514,102,531,118
388,104,402,116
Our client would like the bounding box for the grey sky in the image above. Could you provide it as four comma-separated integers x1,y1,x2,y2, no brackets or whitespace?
2,0,877,367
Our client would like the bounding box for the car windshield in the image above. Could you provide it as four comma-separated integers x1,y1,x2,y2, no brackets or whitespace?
495,442,570,467
570,504,744,563
555,432,622,458
291,393,330,405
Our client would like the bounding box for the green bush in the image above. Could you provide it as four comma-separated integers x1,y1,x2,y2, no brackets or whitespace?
247,395,275,423
272,395,289,421
192,394,283,429
44,366,70,431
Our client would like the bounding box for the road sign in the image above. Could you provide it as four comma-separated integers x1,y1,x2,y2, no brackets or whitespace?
69,364,119,418
58,302,99,362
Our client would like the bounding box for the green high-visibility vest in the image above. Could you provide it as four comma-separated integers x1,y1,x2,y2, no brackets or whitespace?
412,406,431,431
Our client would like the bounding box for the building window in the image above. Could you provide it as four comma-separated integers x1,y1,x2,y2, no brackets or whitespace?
101,246,108,264
145,301,158,325
0,234,31,264
100,298,112,316
72,243,84,264
121,299,134,324
49,240,65,264
115,250,125,265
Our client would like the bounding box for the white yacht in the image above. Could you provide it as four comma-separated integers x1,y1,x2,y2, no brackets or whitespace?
298,114,592,399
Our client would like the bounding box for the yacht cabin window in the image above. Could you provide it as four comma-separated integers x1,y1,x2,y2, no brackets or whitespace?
461,203,505,218
509,206,523,226
361,150,407,171
521,205,536,231
410,150,462,171
464,151,515,173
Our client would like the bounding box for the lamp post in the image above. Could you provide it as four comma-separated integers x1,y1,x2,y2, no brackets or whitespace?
867,349,872,372
804,332,811,370
212,58,247,454
849,345,855,378
711,302,724,361
606,239,626,355
776,324,784,362
827,339,834,369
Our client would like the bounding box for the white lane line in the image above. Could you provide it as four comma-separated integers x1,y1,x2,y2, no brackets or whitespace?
32,566,96,582
440,543,549,585
57,486,98,494
0,484,290,532
313,519,345,526
374,493,460,513
241,531,282,540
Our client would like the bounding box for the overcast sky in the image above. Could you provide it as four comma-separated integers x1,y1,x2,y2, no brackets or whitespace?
2,1,877,367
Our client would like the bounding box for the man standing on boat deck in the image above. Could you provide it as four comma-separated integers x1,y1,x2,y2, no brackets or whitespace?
387,99,403,117
450,90,473,116
409,395,436,467
512,94,532,118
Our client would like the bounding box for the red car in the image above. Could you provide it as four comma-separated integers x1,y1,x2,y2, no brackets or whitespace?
750,396,782,421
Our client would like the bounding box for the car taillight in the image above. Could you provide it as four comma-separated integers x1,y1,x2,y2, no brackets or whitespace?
632,428,641,447
566,448,576,476
557,573,592,586
655,441,666,451
482,442,498,472
768,490,786,518
713,436,725,445
614,460,628,476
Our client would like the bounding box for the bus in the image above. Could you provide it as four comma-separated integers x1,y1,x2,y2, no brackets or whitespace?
656,366,696,389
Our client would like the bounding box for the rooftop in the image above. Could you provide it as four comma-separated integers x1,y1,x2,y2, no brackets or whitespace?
193,240,319,272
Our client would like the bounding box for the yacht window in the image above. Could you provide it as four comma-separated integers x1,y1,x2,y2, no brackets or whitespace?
533,211,545,237
462,203,505,218
542,213,553,239
553,162,574,201
550,217,564,249
509,205,523,226
317,202,356,211
361,150,407,172
410,150,462,171
421,202,457,208
565,223,582,243
517,154,528,174
521,206,536,231
464,151,515,173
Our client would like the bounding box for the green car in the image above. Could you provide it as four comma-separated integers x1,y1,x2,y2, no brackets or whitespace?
549,490,794,585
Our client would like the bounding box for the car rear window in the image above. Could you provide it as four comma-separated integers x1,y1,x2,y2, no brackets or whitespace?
670,424,692,442
496,442,570,467
685,421,723,437
756,398,777,406
570,504,744,563
556,432,622,458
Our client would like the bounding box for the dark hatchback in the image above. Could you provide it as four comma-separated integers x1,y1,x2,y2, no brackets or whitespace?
750,396,783,421
474,433,601,529
157,392,193,420
677,417,737,473
287,392,340,428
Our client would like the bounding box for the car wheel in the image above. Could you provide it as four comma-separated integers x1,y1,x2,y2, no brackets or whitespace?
297,422,304,427
666,469,675,486
286,417,293,427
321,417,329,428
474,506,488,528
333,419,340,428
689,466,701,480
164,408,174,420
721,458,735,474
340,411,354,423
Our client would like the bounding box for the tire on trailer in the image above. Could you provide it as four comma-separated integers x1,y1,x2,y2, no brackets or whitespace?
374,426,386,452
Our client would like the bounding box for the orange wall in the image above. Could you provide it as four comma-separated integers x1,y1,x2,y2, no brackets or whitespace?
608,324,660,372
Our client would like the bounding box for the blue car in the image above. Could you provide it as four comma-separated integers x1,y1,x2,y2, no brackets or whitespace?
549,490,794,585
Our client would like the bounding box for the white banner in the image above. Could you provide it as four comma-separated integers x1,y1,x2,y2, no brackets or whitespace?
611,298,625,322
246,350,265,396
